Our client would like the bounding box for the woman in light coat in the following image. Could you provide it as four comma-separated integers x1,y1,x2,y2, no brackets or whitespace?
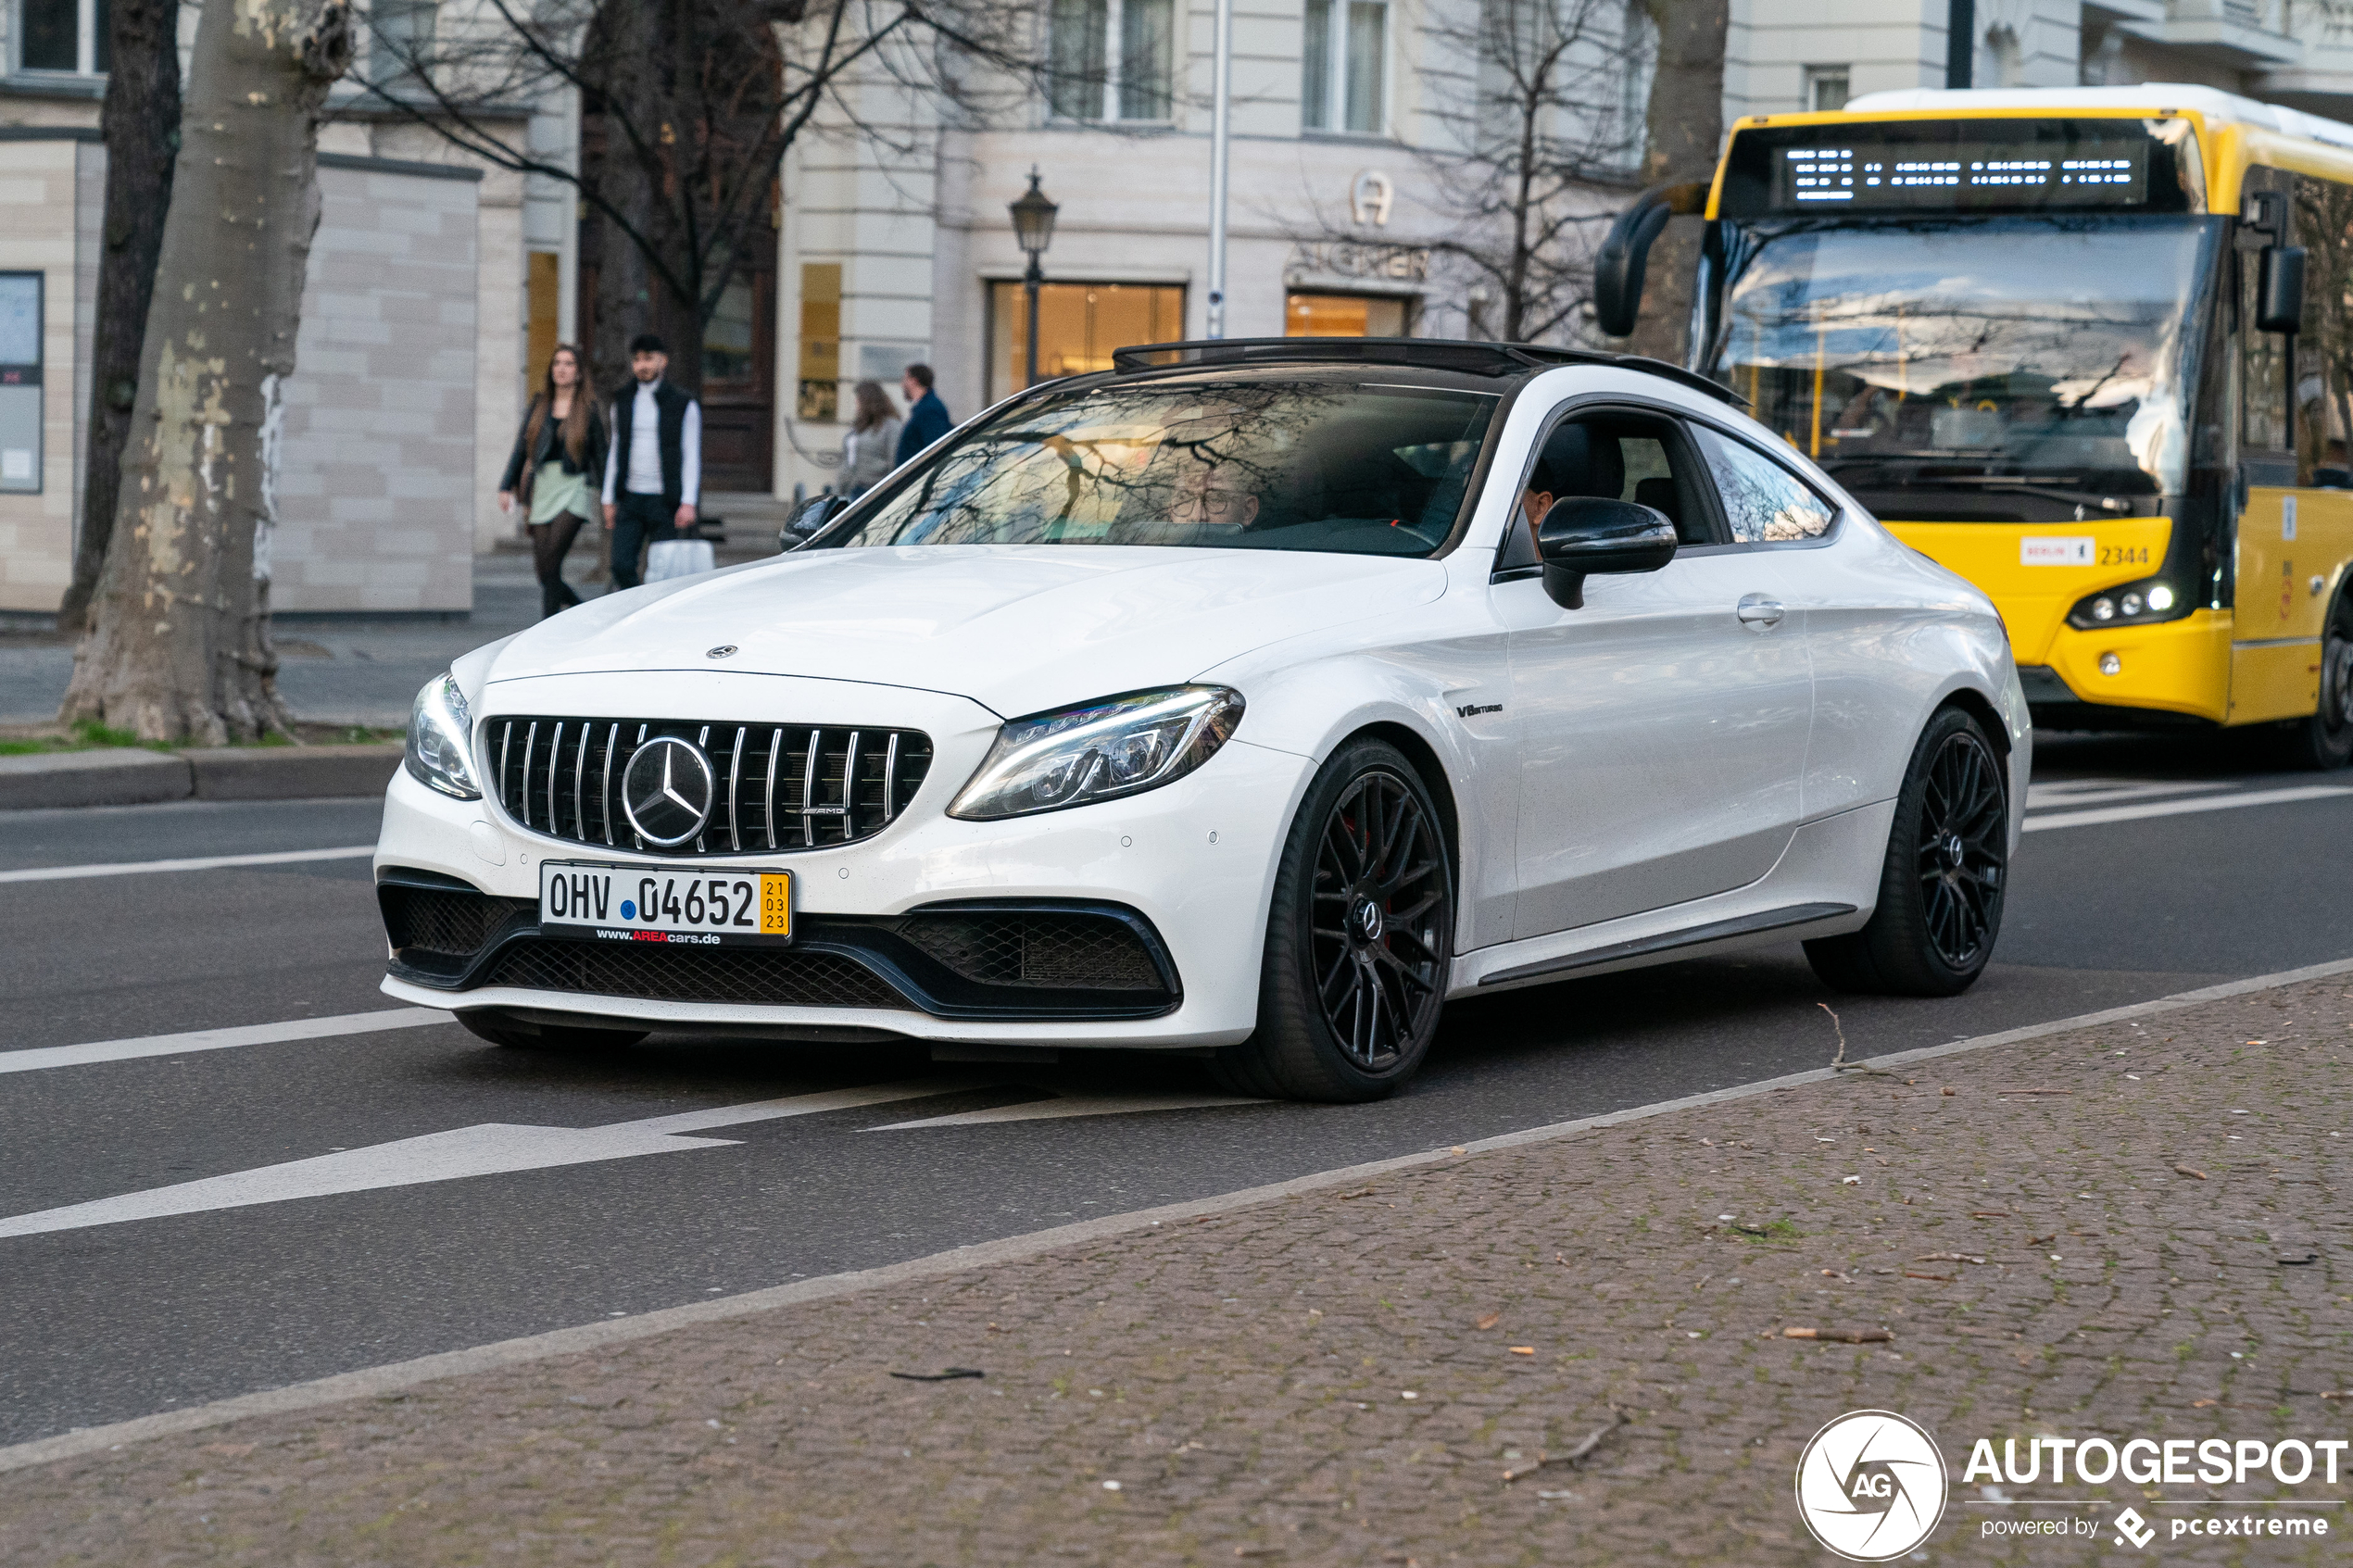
840,380,902,497
497,345,609,618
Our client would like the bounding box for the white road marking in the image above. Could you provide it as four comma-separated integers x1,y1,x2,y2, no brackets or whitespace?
0,1008,455,1075
0,845,375,884
0,1081,977,1240
2022,779,2228,809
10,954,2353,1476
2022,784,2353,833
869,1090,1266,1130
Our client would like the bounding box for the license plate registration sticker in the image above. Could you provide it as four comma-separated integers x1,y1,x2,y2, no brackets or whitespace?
539,862,792,946
2020,535,2095,565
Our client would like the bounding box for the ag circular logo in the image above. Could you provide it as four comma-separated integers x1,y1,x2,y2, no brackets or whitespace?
1794,1410,1948,1562
621,735,716,847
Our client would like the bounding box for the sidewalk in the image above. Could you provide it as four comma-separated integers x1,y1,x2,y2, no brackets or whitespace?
0,500,789,728
3,977,2347,1565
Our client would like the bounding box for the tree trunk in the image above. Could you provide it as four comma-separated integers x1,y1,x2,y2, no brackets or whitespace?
56,0,181,634
1625,0,1727,364
58,0,352,743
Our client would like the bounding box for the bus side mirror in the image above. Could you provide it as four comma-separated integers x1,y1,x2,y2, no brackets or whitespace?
2259,245,2307,334
1593,182,1707,339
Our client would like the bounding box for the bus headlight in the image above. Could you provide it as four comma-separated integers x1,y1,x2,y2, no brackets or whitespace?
2068,578,2189,631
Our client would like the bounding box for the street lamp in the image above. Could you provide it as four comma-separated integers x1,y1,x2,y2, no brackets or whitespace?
1009,167,1059,388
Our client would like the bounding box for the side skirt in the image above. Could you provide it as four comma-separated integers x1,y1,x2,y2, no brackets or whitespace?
1474,901,1857,989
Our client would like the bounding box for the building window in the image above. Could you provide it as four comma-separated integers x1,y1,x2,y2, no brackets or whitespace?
989,280,1183,401
1302,0,1386,135
525,251,560,385
19,0,107,74
1048,0,1175,123
367,0,439,91
797,262,841,423
1805,65,1850,114
1286,292,1410,337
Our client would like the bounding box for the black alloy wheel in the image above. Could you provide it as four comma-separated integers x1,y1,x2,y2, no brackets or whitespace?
1806,707,2008,997
2285,595,2353,770
1214,739,1454,1102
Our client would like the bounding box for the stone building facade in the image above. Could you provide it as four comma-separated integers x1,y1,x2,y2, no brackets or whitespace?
0,0,577,618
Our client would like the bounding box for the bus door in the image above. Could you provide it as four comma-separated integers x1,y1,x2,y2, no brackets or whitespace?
2228,170,2353,723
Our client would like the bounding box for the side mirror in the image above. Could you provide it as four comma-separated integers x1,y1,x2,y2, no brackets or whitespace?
1592,181,1707,338
779,494,844,550
2259,245,2306,334
1537,495,1679,609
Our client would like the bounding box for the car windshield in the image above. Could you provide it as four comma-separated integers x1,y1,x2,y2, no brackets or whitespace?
825,379,1498,557
1708,214,2217,516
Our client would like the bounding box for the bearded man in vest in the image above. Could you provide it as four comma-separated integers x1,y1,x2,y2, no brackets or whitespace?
600,332,702,591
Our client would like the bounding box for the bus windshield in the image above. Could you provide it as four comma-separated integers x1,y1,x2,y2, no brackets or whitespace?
1708,214,2218,519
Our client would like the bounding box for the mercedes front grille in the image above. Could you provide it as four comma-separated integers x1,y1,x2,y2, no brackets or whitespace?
486,716,933,855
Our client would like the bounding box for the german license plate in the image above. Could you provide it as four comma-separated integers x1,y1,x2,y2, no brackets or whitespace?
539,861,792,947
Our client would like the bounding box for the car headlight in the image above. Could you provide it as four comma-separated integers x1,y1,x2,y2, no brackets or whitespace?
948,685,1244,821
403,671,481,800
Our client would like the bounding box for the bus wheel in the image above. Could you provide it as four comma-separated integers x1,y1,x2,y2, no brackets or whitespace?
2286,596,2353,771
1805,707,2007,997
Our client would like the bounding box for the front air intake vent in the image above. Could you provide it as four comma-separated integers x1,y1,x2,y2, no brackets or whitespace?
486,716,932,856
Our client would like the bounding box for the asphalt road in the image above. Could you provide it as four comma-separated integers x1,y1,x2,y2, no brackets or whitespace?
4,730,2349,1446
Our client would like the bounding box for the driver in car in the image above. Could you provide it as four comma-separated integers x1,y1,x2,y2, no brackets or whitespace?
1518,455,1561,548
1111,454,1263,544
1170,463,1261,531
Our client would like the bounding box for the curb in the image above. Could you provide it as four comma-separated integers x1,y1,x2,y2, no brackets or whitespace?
0,745,400,811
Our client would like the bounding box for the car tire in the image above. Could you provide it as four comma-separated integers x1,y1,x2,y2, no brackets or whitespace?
457,1011,648,1053
1212,739,1454,1103
1804,706,2009,997
2283,594,2353,771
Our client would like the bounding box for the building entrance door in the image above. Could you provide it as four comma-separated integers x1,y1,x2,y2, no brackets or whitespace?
698,261,776,493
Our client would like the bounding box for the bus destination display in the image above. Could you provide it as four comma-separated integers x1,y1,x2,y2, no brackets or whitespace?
1770,140,2149,210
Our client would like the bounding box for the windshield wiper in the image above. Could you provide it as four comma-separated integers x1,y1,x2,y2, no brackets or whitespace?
1840,472,2133,511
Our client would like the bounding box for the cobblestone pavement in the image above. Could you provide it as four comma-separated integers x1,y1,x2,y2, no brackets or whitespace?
5,979,2349,1566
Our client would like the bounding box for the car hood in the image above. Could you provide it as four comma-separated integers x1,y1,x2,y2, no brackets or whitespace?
483,546,1448,718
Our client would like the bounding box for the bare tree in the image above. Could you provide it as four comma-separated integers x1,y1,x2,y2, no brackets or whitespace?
1411,0,1645,345
60,0,354,742
1621,0,1726,363
359,0,1041,388
57,0,182,633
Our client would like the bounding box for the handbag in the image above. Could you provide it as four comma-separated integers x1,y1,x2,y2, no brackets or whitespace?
645,535,716,583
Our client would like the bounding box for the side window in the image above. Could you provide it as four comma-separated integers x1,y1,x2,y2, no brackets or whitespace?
1693,426,1836,544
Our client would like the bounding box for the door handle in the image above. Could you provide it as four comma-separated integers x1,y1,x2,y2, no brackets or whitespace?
1736,594,1786,629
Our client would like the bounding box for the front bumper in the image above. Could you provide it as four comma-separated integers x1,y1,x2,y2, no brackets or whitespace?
374,675,1314,1048
2019,610,2233,728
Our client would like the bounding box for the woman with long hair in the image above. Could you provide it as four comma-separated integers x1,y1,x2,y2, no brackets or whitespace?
498,345,610,618
840,380,902,497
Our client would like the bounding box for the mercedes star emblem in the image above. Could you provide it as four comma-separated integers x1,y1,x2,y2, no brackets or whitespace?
620,736,716,847
706,645,737,659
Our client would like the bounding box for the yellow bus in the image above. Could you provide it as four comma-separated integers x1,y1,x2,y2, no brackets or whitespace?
1599,85,2353,767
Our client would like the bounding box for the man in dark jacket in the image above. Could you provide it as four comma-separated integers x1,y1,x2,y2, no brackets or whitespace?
896,363,951,466
601,333,701,591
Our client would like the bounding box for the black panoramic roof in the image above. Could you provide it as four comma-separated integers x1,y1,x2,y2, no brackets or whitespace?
1106,337,1745,406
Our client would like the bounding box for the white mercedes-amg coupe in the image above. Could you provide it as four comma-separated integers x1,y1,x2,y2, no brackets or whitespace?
377,338,2026,1102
